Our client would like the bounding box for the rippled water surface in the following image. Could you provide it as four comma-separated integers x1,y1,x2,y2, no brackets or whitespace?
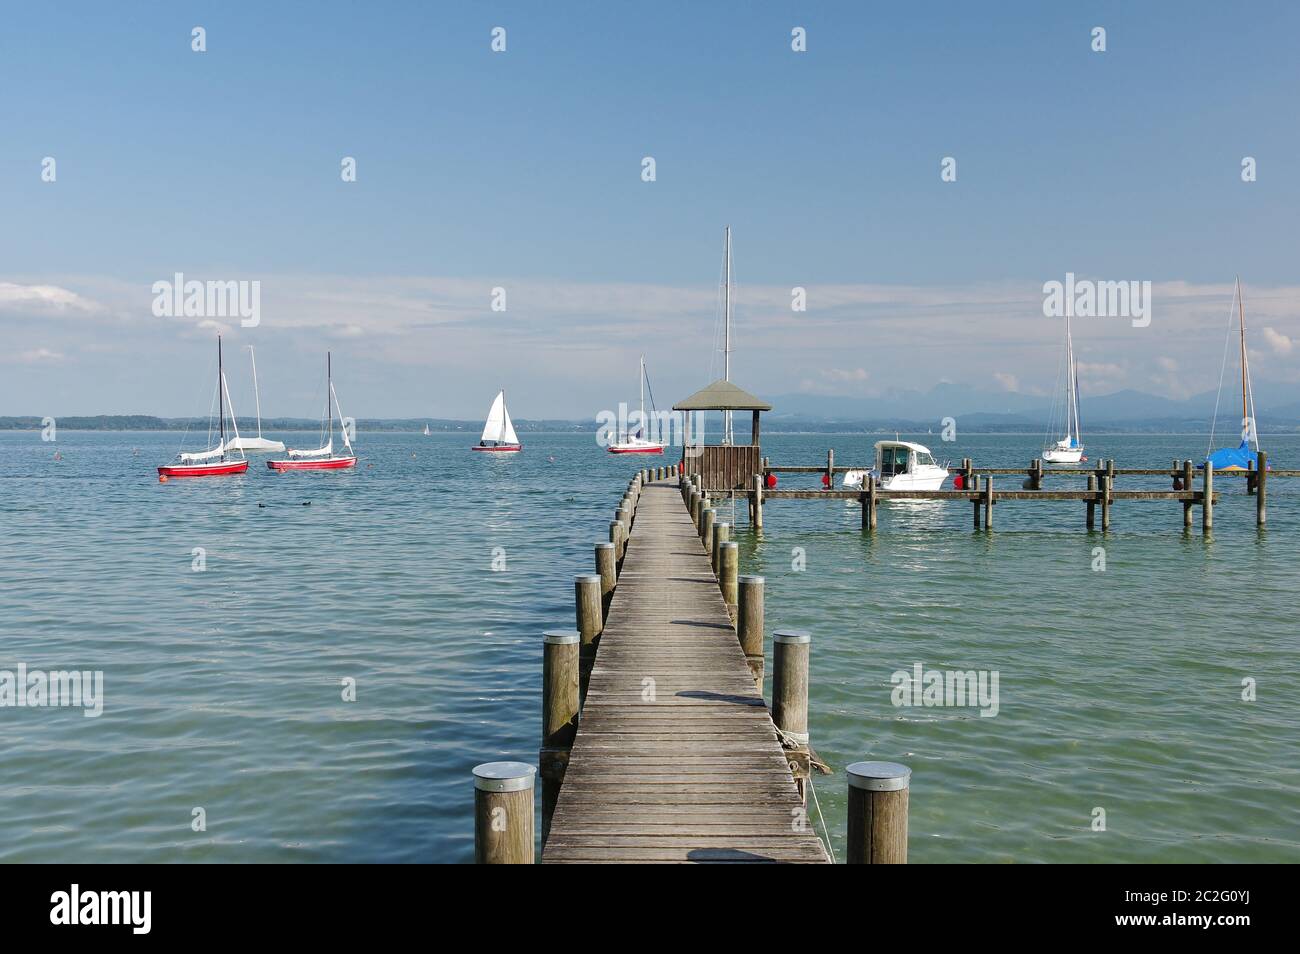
1,431,1296,862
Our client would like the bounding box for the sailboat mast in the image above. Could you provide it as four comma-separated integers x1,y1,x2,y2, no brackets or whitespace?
249,346,263,438
1238,277,1248,425
327,352,333,444
636,355,643,439
218,335,226,459
723,226,733,444
1067,310,1079,441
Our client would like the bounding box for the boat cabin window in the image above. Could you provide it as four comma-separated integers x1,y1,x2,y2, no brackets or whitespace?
915,451,934,467
878,446,912,476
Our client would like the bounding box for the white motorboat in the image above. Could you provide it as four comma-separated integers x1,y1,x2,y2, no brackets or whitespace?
842,440,949,491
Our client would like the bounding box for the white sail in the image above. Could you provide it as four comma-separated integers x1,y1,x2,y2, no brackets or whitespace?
331,382,353,454
288,440,333,459
500,400,519,446
180,443,226,462
481,390,510,444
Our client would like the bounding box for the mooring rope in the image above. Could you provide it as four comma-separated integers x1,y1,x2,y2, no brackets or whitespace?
808,776,836,864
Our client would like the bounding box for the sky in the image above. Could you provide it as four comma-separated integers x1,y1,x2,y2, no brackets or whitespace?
1,1,1298,420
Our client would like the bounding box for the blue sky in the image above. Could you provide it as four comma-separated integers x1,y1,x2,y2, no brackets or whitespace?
2,1,1298,418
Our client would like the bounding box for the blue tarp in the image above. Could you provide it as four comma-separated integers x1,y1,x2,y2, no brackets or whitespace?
1201,440,1259,471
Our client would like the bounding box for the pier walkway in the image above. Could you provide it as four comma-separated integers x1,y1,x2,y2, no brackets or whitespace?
543,481,829,864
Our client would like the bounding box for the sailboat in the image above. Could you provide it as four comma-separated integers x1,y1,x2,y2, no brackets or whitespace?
266,352,358,471
1042,306,1085,464
473,390,522,452
227,346,285,453
423,423,431,436
609,356,665,454
1204,277,1266,471
158,336,250,478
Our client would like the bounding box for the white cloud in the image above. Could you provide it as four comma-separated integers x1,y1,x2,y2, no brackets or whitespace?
10,348,65,364
1261,326,1293,355
0,282,103,313
993,372,1018,392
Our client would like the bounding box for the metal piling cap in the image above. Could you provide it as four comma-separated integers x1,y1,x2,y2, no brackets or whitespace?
542,629,581,645
575,573,602,584
739,574,765,585
773,628,811,644
846,761,911,792
473,761,536,792
595,541,614,551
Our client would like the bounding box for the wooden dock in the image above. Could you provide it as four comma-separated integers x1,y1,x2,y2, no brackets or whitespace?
541,479,829,864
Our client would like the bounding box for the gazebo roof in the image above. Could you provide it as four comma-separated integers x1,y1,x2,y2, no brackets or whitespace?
673,379,772,412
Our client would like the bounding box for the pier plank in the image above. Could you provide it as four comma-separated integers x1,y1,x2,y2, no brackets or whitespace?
543,480,828,864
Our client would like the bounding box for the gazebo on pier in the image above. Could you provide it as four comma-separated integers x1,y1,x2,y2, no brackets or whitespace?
673,379,772,492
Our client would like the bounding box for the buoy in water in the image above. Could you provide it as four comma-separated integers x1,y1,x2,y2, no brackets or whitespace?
953,474,964,490
765,473,777,489
158,474,168,483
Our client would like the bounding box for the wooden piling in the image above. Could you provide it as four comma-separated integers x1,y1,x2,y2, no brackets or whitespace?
971,475,981,530
712,522,730,577
827,448,834,485
720,541,739,621
1086,473,1096,530
594,542,616,618
845,761,910,864
1182,460,1194,529
539,629,579,846
609,520,625,563
737,575,765,691
983,476,994,530
1100,473,1111,531
702,508,716,554
773,629,811,799
1257,450,1268,527
473,761,535,864
575,574,603,701
753,473,764,530
867,474,878,530
1202,460,1213,532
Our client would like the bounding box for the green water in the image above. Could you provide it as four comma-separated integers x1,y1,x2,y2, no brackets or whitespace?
0,431,1296,862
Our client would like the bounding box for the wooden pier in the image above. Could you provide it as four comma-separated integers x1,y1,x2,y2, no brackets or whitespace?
540,476,829,864
725,453,1282,533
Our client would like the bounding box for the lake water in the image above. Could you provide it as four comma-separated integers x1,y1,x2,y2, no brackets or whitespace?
0,430,1296,862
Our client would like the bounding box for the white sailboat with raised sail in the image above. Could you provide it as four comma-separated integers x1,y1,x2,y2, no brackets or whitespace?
227,345,285,453
609,356,665,454
1042,307,1086,464
473,390,522,452
267,352,358,471
158,335,250,478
